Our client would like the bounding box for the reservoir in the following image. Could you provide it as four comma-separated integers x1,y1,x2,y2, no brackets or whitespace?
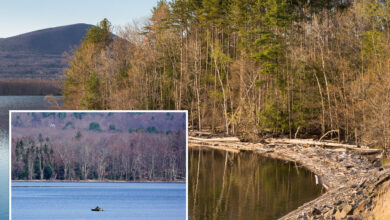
12,182,185,220
0,96,62,219
189,147,324,220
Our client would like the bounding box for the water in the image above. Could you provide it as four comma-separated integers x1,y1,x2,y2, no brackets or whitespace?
0,96,61,219
0,96,61,127
12,182,185,220
0,132,8,219
189,147,324,220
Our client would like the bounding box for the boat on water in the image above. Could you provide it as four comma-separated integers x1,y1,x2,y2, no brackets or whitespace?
91,206,104,211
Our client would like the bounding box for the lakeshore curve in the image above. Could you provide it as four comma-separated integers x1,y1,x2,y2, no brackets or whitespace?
189,136,390,220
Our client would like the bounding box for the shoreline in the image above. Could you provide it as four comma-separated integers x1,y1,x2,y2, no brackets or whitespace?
12,179,185,184
189,135,390,219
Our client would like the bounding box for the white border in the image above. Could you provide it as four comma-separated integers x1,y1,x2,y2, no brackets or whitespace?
9,110,189,220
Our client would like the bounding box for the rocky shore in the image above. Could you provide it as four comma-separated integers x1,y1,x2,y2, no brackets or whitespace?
189,135,390,220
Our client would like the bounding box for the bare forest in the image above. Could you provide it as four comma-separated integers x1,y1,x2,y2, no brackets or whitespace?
63,0,390,152
11,112,186,182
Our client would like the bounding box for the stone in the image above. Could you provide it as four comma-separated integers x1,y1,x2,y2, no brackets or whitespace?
323,210,334,220
334,210,345,220
334,204,354,220
334,200,342,206
345,215,362,220
372,159,381,167
312,207,322,216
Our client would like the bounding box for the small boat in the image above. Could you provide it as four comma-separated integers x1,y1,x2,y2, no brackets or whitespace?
91,206,104,211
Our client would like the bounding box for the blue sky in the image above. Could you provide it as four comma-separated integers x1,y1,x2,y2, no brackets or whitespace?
0,0,160,38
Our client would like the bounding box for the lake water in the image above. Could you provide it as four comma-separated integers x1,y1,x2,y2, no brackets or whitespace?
189,147,324,220
0,96,61,219
0,132,8,219
12,182,185,220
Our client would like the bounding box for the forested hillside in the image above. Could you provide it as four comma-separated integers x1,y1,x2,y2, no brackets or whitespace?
0,23,92,78
11,112,186,181
63,0,390,151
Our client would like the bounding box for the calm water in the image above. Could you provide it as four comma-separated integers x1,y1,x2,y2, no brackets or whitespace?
0,96,61,219
0,132,7,219
12,182,185,220
189,147,324,220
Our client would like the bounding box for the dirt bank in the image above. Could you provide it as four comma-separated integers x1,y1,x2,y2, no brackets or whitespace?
189,135,390,220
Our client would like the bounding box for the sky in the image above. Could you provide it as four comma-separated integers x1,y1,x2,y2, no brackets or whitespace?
0,0,160,38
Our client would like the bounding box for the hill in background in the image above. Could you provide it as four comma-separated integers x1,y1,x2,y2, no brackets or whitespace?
0,24,93,79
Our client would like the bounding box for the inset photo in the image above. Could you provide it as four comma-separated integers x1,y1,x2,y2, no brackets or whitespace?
10,111,187,220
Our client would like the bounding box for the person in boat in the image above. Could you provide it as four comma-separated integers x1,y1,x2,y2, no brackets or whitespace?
92,206,103,211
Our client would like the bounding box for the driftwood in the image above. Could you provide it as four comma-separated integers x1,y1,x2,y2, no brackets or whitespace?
266,138,382,155
319,129,339,142
190,131,213,136
189,136,240,143
294,126,301,139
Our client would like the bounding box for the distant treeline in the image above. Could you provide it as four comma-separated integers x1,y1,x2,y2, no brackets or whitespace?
11,112,186,182
0,78,62,95
12,131,185,181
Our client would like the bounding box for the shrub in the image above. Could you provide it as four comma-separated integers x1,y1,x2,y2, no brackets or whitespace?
89,122,101,131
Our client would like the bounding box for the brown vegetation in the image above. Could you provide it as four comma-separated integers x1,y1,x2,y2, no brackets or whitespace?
62,1,390,153
370,181,390,220
11,112,186,182
0,78,62,95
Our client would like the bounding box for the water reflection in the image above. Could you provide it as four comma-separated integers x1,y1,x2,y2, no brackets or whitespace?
0,96,62,219
189,147,324,220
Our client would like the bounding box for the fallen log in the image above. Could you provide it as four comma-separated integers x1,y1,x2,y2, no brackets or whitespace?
266,138,382,155
188,142,240,153
189,136,240,142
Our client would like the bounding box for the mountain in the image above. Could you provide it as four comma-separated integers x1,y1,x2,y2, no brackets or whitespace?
0,23,93,54
0,24,93,79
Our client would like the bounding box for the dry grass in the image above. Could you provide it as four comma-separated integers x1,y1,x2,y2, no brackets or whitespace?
370,181,390,220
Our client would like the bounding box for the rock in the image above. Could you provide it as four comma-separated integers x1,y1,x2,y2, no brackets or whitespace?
372,159,381,167
323,210,334,220
335,204,354,220
312,207,322,216
334,210,345,220
345,215,361,220
239,138,250,142
353,199,368,215
336,155,345,162
334,200,342,206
